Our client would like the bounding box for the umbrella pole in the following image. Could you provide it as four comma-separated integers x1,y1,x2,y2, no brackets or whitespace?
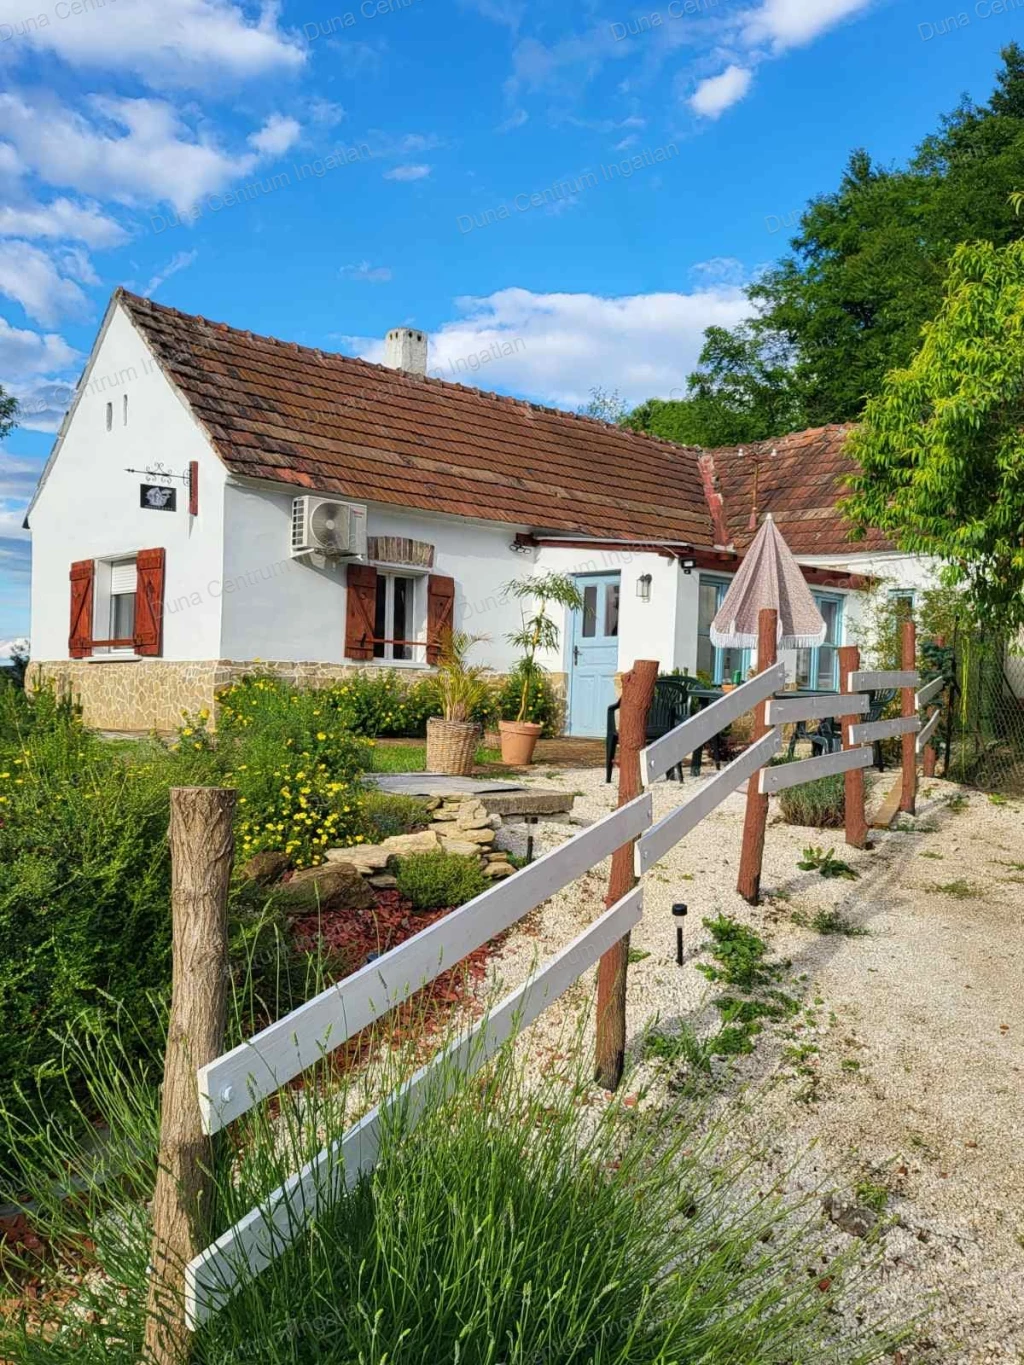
737,608,777,904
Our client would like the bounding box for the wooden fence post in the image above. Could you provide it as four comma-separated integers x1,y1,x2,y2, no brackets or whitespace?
923,737,937,777
900,619,918,816
595,658,658,1092
839,645,868,848
144,787,235,1365
737,608,778,904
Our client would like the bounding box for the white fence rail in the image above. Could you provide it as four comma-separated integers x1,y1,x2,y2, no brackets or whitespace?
848,669,919,692
640,663,784,786
636,730,780,874
849,715,921,746
759,745,874,795
917,708,941,753
765,692,868,725
189,652,948,1327
186,887,644,1327
199,793,653,1133
916,675,945,708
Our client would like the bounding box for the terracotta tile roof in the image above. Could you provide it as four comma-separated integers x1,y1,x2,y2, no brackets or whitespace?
704,425,895,557
117,290,714,546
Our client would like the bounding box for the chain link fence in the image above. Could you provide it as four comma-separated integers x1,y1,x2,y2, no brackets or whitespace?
941,632,1024,795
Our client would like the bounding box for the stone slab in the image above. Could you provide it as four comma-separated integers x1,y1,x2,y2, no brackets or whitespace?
479,791,576,817
370,774,526,797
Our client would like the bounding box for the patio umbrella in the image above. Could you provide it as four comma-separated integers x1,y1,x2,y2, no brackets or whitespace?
710,513,826,650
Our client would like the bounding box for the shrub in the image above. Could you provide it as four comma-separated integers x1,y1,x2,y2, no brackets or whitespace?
208,675,372,867
0,1023,902,1364
496,660,560,736
356,790,432,841
771,756,846,827
0,683,217,1176
394,850,488,910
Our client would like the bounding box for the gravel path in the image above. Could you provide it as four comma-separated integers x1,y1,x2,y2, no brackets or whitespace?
485,765,1024,1363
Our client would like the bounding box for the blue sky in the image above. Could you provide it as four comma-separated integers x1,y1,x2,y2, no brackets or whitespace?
0,0,1017,642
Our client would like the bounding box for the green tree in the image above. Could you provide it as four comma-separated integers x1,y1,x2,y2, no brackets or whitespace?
845,238,1024,634
626,46,1024,444
0,386,16,441
623,323,807,446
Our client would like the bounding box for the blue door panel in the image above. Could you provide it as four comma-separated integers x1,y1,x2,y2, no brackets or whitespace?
568,574,620,737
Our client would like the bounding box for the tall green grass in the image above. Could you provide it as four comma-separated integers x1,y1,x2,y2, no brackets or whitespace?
1,995,902,1365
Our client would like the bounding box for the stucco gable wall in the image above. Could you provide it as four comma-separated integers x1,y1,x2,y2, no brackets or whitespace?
29,302,227,662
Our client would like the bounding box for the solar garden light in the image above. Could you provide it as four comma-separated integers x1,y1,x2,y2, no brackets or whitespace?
672,902,688,965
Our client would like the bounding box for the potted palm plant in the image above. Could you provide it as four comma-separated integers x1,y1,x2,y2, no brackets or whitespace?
500,572,584,765
425,630,492,776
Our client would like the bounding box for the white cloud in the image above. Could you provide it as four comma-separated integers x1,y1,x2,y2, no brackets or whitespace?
0,0,304,87
496,108,529,133
8,379,76,432
144,248,199,297
0,240,90,325
346,285,752,410
0,92,273,213
0,505,30,541
383,164,431,182
340,261,393,283
0,636,30,661
0,317,79,377
689,65,753,118
742,0,873,51
0,195,128,247
0,453,47,500
248,114,302,158
308,98,346,127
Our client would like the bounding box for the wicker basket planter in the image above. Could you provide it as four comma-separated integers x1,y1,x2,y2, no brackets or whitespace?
426,717,480,776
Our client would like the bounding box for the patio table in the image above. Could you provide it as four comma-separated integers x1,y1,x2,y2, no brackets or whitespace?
687,685,839,775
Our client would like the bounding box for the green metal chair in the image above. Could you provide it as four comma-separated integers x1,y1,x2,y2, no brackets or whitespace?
606,676,693,783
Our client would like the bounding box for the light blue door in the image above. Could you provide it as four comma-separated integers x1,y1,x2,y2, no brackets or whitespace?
568,574,620,736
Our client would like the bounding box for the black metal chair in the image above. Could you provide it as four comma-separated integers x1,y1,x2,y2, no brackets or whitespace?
606,676,692,783
784,688,900,768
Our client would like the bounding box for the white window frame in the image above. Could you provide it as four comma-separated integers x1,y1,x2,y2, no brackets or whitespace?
92,554,139,657
372,567,427,665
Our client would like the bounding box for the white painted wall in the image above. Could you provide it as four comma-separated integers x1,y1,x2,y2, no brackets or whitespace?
219,487,531,668
530,545,688,675
29,301,227,661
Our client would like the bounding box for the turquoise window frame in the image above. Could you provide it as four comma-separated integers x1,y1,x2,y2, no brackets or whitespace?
796,591,844,691
697,575,750,685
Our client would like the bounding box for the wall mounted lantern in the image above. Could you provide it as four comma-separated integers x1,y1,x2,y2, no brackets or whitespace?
636,573,652,602
680,557,697,575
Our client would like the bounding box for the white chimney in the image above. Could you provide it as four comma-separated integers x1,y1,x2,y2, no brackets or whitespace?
383,327,428,376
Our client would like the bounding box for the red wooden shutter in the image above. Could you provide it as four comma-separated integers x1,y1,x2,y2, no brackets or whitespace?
426,574,455,665
345,564,378,660
134,548,165,656
68,559,95,658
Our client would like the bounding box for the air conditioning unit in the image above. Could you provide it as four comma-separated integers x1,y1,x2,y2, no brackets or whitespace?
290,496,368,559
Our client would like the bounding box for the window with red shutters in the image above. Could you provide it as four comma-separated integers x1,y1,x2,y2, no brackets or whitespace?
426,574,455,665
134,548,165,656
68,560,95,658
345,564,378,660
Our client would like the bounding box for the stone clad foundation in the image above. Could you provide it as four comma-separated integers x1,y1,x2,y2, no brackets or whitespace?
31,660,568,735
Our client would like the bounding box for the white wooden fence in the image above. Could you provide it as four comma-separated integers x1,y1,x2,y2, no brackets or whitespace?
185,662,945,1327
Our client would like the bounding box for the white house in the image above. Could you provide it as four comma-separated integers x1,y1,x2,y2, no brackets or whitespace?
25,289,941,735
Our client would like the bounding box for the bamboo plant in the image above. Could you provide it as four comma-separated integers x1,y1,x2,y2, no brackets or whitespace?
503,573,585,724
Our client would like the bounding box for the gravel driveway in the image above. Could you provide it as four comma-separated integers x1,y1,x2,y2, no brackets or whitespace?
486,765,1024,1363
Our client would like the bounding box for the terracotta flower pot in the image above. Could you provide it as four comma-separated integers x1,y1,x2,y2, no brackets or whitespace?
426,717,480,776
499,719,542,766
